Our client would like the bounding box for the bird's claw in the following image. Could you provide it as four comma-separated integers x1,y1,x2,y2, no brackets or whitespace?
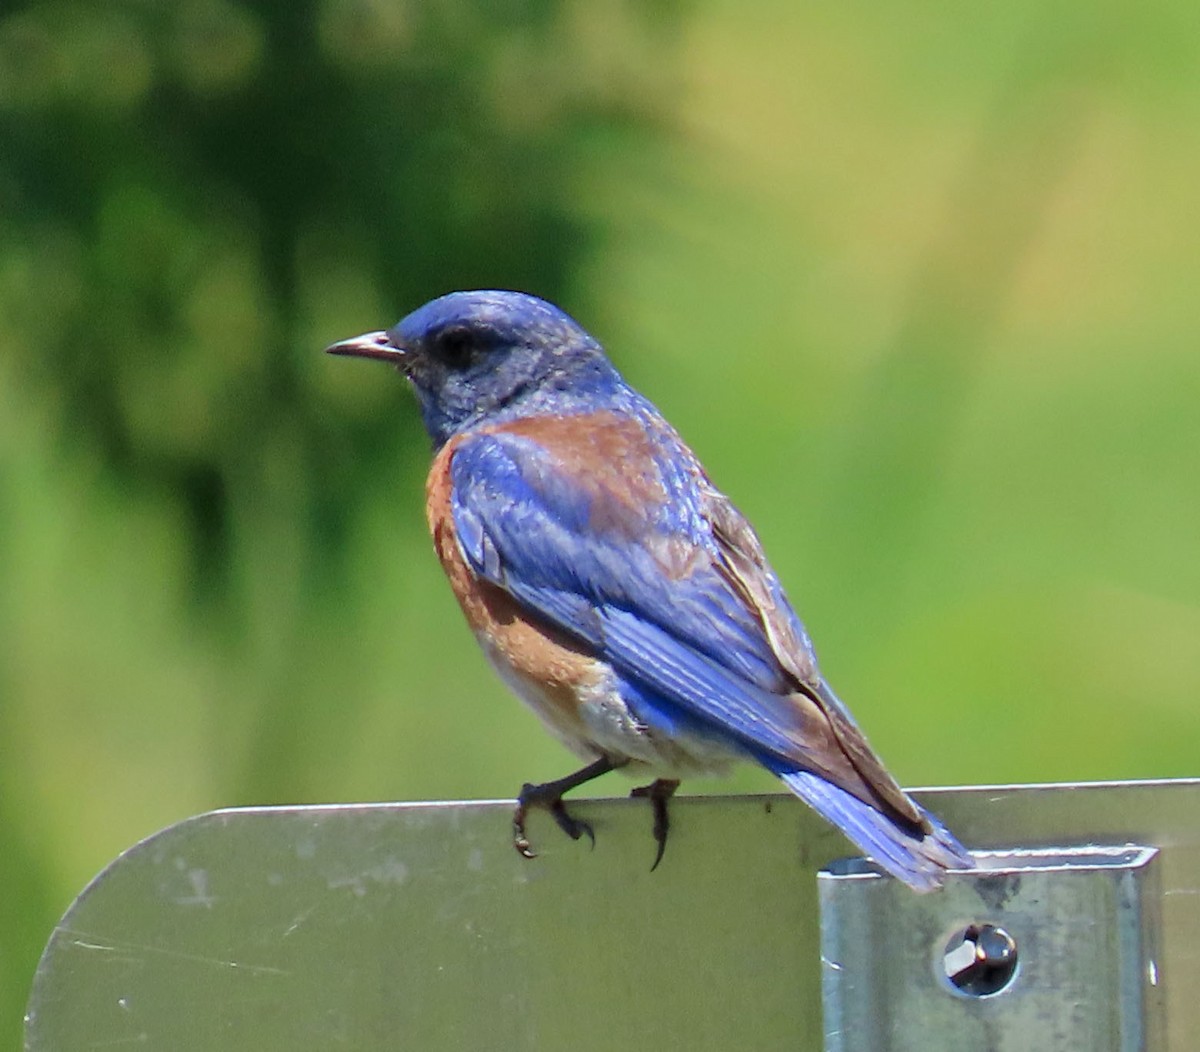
512,800,537,860
631,779,679,872
513,780,595,860
549,798,595,846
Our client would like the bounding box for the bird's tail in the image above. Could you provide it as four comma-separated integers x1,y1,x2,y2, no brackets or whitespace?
775,767,973,892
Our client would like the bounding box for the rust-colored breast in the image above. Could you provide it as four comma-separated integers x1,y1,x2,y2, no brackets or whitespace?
425,434,604,748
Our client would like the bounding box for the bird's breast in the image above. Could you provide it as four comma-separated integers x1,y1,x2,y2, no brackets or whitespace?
426,435,604,753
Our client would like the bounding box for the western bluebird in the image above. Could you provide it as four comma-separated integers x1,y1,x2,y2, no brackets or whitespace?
327,290,972,891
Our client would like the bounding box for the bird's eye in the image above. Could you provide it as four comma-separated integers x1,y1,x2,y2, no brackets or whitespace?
435,326,476,369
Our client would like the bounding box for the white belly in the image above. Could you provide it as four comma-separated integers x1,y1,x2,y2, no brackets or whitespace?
478,633,742,779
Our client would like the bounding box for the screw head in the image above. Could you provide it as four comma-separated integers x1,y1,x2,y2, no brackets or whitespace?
942,924,1019,997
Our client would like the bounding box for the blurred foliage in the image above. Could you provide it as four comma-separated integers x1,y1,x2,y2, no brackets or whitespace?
0,0,681,1039
3,0,1199,1042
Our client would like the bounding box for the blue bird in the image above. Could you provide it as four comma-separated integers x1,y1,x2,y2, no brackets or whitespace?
327,290,972,891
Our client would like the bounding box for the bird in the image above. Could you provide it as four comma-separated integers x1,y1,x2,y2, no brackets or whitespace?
327,290,973,891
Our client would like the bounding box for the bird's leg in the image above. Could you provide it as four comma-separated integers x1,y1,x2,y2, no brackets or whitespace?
630,778,680,871
513,756,616,859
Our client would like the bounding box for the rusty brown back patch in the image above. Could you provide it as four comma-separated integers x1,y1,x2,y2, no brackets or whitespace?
496,412,707,581
493,412,666,532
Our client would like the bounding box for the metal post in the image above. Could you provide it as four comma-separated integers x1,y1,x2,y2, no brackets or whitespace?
819,847,1163,1051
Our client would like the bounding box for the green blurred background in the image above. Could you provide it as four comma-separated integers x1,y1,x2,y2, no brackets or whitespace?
2,0,1198,1041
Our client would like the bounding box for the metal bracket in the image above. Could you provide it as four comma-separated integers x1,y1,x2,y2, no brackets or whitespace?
819,846,1163,1052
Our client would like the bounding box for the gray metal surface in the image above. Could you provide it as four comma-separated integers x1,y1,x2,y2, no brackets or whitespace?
25,779,1200,1051
820,847,1163,1051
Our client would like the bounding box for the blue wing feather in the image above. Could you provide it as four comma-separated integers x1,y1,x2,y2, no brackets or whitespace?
597,606,810,764
771,767,974,891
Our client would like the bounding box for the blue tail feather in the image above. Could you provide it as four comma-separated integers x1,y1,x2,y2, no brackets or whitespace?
775,768,973,892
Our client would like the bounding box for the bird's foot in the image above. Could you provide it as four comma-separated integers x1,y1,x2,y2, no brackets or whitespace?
512,756,614,860
630,778,680,871
513,784,595,859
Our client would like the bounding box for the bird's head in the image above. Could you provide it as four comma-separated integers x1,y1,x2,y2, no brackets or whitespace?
326,290,621,445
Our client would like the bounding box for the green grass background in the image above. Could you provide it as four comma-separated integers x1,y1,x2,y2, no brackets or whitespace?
2,0,1198,1043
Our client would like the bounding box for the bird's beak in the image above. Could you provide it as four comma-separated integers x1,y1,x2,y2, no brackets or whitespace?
324,330,408,365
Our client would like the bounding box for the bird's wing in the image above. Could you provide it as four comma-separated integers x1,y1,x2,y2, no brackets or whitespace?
448,418,921,824
702,486,925,825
